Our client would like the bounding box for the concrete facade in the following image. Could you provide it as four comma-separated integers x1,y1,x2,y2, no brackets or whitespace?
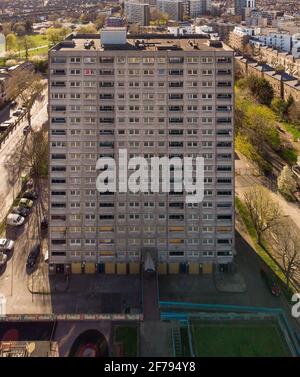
48,31,235,275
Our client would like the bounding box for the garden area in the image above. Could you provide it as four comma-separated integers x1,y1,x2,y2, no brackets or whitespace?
235,76,299,173
113,324,139,357
190,322,291,357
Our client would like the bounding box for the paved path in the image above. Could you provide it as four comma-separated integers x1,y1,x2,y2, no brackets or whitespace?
142,271,160,321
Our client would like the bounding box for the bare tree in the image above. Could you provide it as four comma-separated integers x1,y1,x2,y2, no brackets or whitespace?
273,220,300,289
6,70,46,128
20,128,48,180
244,186,282,244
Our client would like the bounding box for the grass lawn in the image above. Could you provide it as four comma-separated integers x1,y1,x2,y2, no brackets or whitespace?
114,325,138,357
17,34,48,47
282,121,300,142
235,197,287,282
279,148,298,165
191,323,290,357
25,46,48,58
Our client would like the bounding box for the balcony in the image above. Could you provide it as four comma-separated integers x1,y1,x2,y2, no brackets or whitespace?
217,93,232,100
217,118,232,124
217,106,232,112
169,82,183,88
100,118,115,124
169,106,183,112
169,118,183,124
52,69,66,76
99,82,114,88
99,57,114,64
169,142,183,148
99,70,114,75
169,94,183,100
169,70,183,76
100,94,114,100
169,130,183,135
217,57,232,64
51,82,66,87
217,70,232,76
100,106,114,112
169,57,184,64
217,81,232,88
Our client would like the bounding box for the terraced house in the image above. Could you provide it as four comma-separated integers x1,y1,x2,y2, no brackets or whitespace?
48,28,235,276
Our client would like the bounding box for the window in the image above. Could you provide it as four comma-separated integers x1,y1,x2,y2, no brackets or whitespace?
70,57,81,63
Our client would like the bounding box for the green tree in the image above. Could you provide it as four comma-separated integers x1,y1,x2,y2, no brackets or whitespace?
273,220,300,289
271,96,293,120
13,23,26,36
235,134,270,172
76,24,97,34
277,165,297,199
46,27,71,46
5,33,17,52
25,20,33,34
245,103,280,151
245,75,274,106
17,35,37,60
6,70,46,128
244,186,282,244
95,15,106,30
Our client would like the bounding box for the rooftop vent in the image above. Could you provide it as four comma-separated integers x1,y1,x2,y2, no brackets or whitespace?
59,39,76,48
84,40,95,50
208,40,223,48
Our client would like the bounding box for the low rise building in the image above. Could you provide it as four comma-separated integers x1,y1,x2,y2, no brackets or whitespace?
235,55,300,108
229,26,260,51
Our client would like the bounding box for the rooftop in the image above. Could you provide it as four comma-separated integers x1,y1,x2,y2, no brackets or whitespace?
51,32,232,53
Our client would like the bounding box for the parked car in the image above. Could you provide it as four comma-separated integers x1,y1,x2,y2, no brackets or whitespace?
12,110,23,117
23,190,38,200
6,214,25,226
2,120,14,127
23,126,31,135
10,100,17,108
26,244,40,271
0,238,14,252
19,198,34,209
41,216,48,229
260,268,281,297
26,178,34,189
43,249,49,263
12,206,30,217
0,252,7,267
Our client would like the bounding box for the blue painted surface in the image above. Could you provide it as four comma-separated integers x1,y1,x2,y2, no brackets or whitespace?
159,301,283,313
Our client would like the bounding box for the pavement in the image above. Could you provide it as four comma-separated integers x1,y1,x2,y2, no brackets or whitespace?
140,321,173,357
142,271,160,321
214,268,247,293
159,230,300,331
0,91,48,224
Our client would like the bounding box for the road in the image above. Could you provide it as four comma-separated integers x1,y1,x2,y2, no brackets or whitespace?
0,179,52,314
0,91,48,224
